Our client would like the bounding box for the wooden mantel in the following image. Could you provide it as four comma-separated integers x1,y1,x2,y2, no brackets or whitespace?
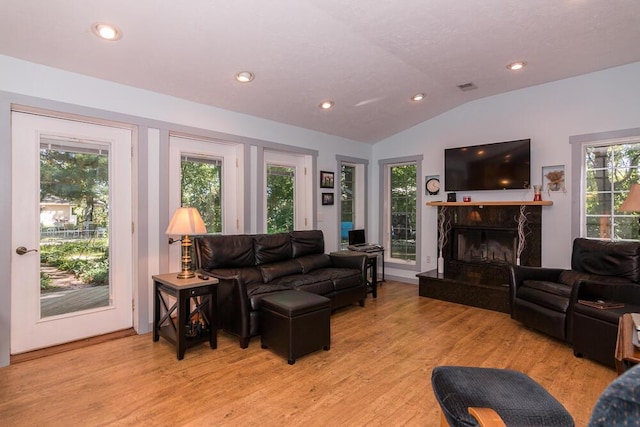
426,200,552,207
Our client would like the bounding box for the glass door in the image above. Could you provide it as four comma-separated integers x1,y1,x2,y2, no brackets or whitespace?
11,111,133,354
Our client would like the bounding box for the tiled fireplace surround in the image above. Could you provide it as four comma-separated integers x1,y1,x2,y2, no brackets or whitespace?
418,202,547,313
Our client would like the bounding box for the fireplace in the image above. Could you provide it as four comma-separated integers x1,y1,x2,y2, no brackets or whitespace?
442,204,542,280
419,202,547,313
453,227,518,264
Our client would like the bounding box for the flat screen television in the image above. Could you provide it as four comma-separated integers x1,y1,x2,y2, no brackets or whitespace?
444,139,531,191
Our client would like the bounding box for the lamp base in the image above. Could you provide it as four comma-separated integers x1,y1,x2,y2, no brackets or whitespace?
176,234,195,280
176,270,195,280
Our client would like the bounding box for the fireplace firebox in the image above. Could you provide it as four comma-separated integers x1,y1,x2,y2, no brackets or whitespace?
453,227,518,264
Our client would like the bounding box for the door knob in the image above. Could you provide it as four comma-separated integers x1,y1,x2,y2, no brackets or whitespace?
16,246,38,255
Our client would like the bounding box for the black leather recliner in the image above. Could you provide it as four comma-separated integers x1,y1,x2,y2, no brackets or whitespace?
509,238,640,357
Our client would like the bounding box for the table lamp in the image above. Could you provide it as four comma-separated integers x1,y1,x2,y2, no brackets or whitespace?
166,207,207,279
620,184,640,232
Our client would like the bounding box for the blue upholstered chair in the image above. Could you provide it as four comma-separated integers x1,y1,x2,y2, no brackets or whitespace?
431,364,640,427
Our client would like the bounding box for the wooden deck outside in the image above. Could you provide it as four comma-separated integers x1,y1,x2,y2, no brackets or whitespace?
40,286,109,317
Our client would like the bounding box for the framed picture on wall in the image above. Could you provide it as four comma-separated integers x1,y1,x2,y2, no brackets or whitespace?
322,192,334,205
320,171,335,188
542,165,566,194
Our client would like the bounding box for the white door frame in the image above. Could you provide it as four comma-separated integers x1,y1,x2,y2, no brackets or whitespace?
11,111,134,354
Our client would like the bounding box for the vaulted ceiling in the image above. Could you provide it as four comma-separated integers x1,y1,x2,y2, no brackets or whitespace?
2,1,640,143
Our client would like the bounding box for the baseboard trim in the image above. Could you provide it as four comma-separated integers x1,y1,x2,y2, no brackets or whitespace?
10,328,136,364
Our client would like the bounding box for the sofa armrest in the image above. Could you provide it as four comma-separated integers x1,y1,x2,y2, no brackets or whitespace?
200,272,253,348
329,253,367,272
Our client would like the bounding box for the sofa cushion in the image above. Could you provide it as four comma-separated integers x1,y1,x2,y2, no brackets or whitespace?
572,238,640,283
518,280,572,312
196,234,255,269
293,280,335,295
290,230,324,258
295,254,332,273
308,268,362,291
254,233,292,265
246,284,295,310
269,274,335,295
259,259,303,283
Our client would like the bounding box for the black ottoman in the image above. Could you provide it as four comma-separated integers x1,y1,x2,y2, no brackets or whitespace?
260,290,331,365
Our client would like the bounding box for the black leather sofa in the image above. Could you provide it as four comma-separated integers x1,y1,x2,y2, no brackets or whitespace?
194,230,367,348
509,238,640,367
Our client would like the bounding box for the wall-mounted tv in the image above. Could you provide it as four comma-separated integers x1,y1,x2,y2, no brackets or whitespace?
444,139,530,191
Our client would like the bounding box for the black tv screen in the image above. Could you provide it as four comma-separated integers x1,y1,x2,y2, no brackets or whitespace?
444,139,530,191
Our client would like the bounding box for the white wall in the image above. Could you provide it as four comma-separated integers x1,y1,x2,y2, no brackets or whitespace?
373,61,640,280
0,55,372,247
2,53,640,363
0,55,371,366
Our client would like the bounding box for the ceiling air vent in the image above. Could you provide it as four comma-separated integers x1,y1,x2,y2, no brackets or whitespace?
457,82,478,92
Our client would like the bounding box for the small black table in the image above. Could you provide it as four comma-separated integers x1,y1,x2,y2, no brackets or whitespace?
152,273,219,360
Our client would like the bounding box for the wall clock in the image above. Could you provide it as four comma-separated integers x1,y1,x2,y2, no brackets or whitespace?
426,176,440,195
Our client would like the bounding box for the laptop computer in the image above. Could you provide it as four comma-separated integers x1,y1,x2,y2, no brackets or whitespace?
348,229,381,252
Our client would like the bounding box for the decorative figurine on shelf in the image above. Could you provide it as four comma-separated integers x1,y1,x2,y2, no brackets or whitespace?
533,185,543,201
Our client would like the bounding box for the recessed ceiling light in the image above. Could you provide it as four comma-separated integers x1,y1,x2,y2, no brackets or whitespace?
411,93,425,102
235,71,255,83
92,23,122,41
507,61,527,71
319,100,334,110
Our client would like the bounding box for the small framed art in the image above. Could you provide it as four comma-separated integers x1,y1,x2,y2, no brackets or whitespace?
320,171,335,188
542,165,566,194
322,192,334,205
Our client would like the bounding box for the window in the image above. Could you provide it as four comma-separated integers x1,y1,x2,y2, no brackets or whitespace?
379,155,422,268
266,164,295,233
180,155,222,233
340,164,355,245
389,163,417,260
262,149,312,233
583,141,640,240
169,134,243,239
337,157,367,248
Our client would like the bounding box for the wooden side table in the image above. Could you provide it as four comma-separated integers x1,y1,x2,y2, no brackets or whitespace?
615,313,640,375
152,273,219,360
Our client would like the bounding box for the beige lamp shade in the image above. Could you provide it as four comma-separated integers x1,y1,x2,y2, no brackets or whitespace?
620,184,640,212
165,207,207,236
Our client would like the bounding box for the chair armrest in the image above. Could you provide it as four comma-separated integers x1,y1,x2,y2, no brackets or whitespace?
509,265,565,290
509,265,566,309
574,279,640,304
468,407,506,427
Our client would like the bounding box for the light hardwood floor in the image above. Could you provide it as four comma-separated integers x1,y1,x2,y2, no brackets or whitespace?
0,281,616,426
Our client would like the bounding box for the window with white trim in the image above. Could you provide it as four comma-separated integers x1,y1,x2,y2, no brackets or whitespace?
379,155,422,267
583,139,640,240
338,159,366,248
263,150,312,233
